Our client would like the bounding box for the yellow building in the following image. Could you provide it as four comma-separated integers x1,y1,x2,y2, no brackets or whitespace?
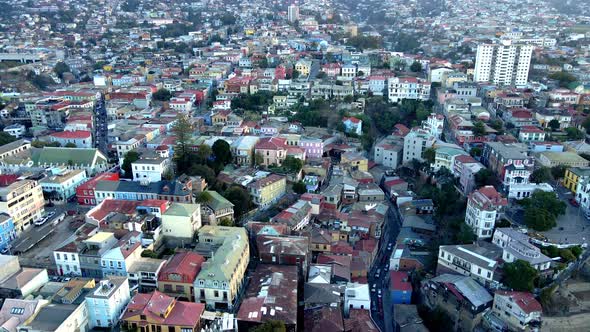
161,203,202,240
341,152,369,172
194,226,249,310
0,180,45,232
246,174,287,209
563,167,590,193
295,59,313,76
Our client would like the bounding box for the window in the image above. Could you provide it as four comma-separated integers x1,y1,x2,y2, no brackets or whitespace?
56,253,61,260
10,307,24,315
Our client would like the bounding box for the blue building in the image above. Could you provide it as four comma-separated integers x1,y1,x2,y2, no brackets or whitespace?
0,213,16,253
390,271,412,304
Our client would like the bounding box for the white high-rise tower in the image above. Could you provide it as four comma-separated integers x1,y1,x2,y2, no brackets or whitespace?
288,4,300,23
473,39,534,87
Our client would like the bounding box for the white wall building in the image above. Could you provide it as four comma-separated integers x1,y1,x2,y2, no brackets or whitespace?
387,77,431,103
288,4,299,22
492,228,552,272
131,157,170,183
465,186,507,238
402,128,436,165
422,113,444,139
437,243,500,288
54,247,81,276
344,282,371,315
86,277,131,329
492,291,542,331
473,40,534,87
3,124,26,138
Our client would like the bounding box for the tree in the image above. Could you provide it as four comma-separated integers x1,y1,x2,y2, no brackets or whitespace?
415,103,430,123
548,119,560,131
153,88,172,101
472,121,486,136
566,127,585,140
254,152,264,167
250,320,286,332
559,248,576,262
212,139,232,165
522,190,566,231
282,156,303,173
293,181,307,194
470,147,482,158
194,191,213,204
53,61,71,79
423,148,436,164
503,260,539,292
410,61,422,72
474,168,495,187
172,114,193,173
551,165,566,180
0,132,16,146
64,142,77,148
122,151,140,178
141,249,158,258
188,165,216,186
223,186,252,219
218,217,234,227
549,71,577,88
530,167,552,183
455,223,476,244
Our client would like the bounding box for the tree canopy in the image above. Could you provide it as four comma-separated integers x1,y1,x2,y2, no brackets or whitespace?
0,132,16,146
153,88,172,101
53,61,71,79
293,181,307,194
212,139,232,165
223,185,252,219
530,167,552,183
521,190,566,231
503,259,539,292
410,61,423,72
122,151,140,178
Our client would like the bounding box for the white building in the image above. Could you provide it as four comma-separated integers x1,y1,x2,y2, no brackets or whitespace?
131,157,170,183
3,124,26,138
508,182,554,200
402,128,436,165
288,4,299,22
387,77,431,103
344,282,370,315
422,113,444,139
49,130,93,148
492,228,552,272
473,40,534,87
465,186,507,238
437,243,501,288
86,277,131,329
54,245,81,276
492,290,542,331
374,136,403,169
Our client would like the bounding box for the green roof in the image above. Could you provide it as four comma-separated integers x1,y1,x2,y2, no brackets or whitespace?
197,226,248,282
164,203,200,217
31,147,107,166
205,190,234,211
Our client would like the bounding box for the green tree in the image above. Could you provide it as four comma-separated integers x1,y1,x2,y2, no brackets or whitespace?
566,127,585,140
254,152,264,166
141,249,158,258
473,121,486,136
410,61,423,72
423,147,436,164
212,139,232,165
223,185,252,218
217,217,234,227
455,223,476,244
194,191,213,204
188,165,216,186
250,320,286,332
549,71,577,88
474,168,495,187
53,61,71,79
0,132,16,146
522,190,566,231
64,142,77,148
530,167,552,183
172,114,193,173
559,249,576,262
470,147,482,158
551,165,566,180
122,151,140,178
503,260,539,292
548,119,560,131
415,103,430,122
153,88,172,101
282,155,303,173
293,181,307,194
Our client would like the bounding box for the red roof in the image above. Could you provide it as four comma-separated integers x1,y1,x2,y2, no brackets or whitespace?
50,130,91,139
255,137,287,150
495,290,542,314
89,198,168,223
343,116,361,124
158,251,205,283
122,291,204,326
390,271,412,291
520,126,544,134
0,174,18,187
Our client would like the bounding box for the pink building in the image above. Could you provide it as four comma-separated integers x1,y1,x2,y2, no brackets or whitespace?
255,137,288,166
299,138,324,159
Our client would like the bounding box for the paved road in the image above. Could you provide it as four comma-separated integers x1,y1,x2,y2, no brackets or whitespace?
368,196,401,332
94,95,108,154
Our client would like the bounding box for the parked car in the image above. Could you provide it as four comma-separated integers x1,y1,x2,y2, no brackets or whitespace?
569,198,580,207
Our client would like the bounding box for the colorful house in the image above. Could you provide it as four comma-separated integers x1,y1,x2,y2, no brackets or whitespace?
390,271,412,304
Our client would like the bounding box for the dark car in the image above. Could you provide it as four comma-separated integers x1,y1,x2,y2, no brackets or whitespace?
569,198,580,207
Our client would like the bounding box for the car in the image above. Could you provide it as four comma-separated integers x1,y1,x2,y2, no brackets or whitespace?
1,245,11,254
34,217,48,226
387,242,393,250
375,268,381,278
377,289,382,298
569,198,580,207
